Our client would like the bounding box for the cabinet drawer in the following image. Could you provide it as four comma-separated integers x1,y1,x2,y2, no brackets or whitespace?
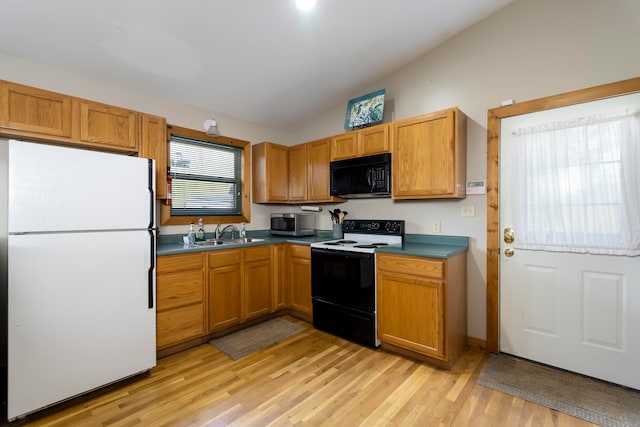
156,304,204,349
208,249,242,267
157,253,203,274
244,245,271,262
157,270,204,311
377,253,444,279
288,244,310,259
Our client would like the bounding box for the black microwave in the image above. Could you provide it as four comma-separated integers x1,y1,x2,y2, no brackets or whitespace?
330,153,391,198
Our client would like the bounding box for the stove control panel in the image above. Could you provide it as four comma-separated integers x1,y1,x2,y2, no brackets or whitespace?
342,219,404,236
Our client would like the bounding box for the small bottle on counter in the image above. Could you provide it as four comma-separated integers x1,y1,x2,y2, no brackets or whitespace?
188,223,196,245
196,218,205,241
239,222,247,239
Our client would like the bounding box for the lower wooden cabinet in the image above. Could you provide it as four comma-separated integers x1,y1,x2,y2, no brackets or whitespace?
207,249,243,332
271,244,287,311
377,251,467,368
157,243,312,353
156,253,205,349
287,244,312,316
244,246,272,320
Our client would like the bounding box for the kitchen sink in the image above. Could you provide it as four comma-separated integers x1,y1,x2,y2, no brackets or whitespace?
194,237,266,246
225,237,266,244
194,239,228,246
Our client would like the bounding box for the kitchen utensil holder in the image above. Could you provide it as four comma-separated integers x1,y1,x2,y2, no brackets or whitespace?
332,223,343,239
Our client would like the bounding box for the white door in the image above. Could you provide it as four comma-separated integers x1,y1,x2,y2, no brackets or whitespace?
499,93,640,390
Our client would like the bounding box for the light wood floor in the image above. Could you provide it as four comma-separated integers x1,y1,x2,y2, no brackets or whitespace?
21,317,595,426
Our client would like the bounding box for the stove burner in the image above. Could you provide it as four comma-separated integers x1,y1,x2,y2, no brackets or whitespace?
371,242,388,246
324,240,357,246
354,244,376,249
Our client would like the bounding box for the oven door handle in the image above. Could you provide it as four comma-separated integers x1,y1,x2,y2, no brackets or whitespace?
311,248,373,259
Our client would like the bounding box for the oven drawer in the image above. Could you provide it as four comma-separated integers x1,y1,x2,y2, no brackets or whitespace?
377,253,444,280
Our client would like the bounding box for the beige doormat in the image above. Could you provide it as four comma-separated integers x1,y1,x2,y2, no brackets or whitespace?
478,353,640,427
209,317,305,360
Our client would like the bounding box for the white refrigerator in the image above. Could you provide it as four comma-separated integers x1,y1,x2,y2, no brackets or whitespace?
1,140,157,421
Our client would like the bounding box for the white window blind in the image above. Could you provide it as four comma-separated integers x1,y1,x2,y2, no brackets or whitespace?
512,109,640,256
169,135,243,217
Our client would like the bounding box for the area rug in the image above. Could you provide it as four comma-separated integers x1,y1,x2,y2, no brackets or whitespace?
477,353,640,427
209,317,305,360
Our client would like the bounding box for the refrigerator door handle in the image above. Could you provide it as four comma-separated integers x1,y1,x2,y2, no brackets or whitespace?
147,159,155,229
148,230,156,309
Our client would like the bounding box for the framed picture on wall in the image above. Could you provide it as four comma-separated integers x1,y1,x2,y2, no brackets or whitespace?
344,89,386,129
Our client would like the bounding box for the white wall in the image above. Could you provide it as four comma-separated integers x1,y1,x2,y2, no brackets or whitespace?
0,52,293,235
288,0,640,340
1,0,639,341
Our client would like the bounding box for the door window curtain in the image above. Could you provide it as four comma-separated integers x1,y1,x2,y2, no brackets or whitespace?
512,109,640,256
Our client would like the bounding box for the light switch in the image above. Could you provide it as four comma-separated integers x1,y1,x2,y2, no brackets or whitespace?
461,205,475,217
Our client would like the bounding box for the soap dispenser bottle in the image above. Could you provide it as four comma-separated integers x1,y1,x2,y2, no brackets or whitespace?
196,218,205,241
188,223,196,245
239,222,247,239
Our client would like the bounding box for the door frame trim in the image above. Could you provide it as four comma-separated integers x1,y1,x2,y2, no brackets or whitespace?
485,76,640,353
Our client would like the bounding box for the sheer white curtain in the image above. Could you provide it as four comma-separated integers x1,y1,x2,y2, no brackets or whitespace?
512,109,640,256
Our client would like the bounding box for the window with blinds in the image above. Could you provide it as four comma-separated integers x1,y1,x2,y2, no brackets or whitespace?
169,134,243,217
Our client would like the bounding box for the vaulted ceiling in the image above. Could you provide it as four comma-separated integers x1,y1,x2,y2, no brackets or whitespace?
0,0,513,129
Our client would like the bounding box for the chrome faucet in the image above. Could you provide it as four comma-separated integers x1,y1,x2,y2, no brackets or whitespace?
215,223,235,239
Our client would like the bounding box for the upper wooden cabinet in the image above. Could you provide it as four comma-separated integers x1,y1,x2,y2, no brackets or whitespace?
73,100,138,151
140,114,168,199
390,108,467,199
307,137,335,202
330,123,389,161
253,139,341,204
288,143,308,202
0,81,72,138
252,142,289,203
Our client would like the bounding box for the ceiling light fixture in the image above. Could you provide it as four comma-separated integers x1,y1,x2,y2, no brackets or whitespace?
203,118,220,137
296,0,315,11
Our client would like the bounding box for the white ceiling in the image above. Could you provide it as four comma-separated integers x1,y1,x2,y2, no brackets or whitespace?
1,0,513,129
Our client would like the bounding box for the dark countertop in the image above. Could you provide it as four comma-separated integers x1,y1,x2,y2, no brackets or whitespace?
156,231,331,256
378,235,469,258
157,230,468,259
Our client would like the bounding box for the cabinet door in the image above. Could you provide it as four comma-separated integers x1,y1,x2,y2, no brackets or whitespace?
288,245,312,315
140,113,167,199
288,143,308,201
307,138,332,202
271,244,287,310
391,108,466,199
244,258,272,320
330,133,358,160
208,250,243,332
359,123,389,156
377,271,445,359
74,100,138,151
252,142,289,203
0,80,72,137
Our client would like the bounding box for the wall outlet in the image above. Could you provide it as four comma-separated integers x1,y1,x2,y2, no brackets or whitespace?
432,221,441,233
461,204,475,217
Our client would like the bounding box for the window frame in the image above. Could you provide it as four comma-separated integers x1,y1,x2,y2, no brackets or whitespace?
160,125,251,226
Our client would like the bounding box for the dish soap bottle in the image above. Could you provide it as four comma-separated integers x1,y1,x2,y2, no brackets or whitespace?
239,222,247,239
188,223,196,245
196,218,205,242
